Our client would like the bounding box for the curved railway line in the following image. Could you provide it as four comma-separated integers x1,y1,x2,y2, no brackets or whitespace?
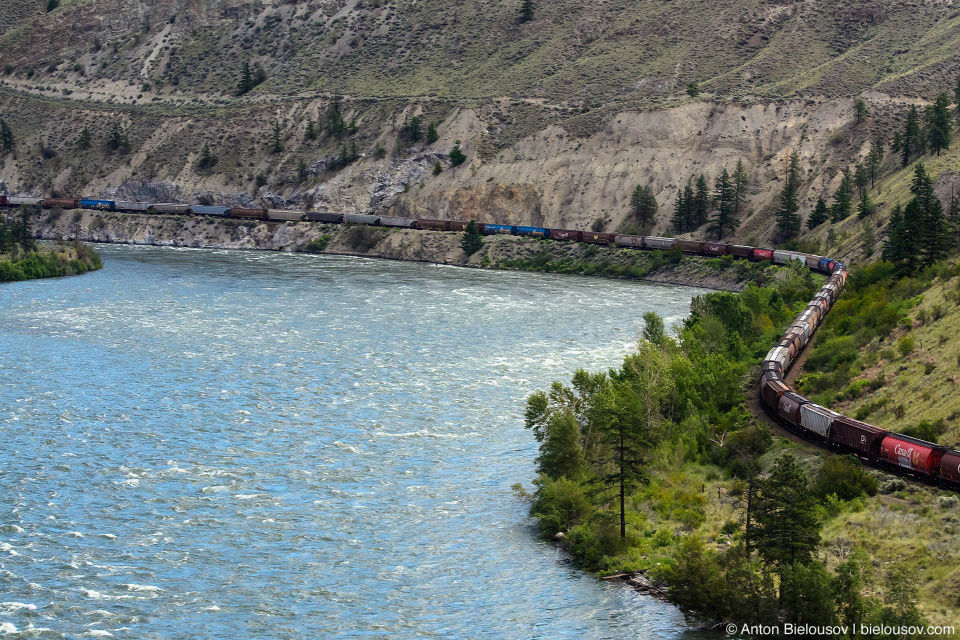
3,194,959,491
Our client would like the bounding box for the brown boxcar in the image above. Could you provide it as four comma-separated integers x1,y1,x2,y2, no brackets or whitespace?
702,242,729,256
550,229,582,242
306,212,344,224
0,196,6,206
729,245,753,259
675,240,703,253
42,198,79,209
880,435,946,476
582,232,614,244
940,451,960,485
448,220,470,232
761,379,791,409
752,248,774,262
831,417,887,458
417,219,451,231
778,392,807,426
230,208,267,219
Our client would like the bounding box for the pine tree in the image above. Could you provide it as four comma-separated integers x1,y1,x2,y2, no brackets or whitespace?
911,162,950,265
902,105,920,167
853,162,868,199
856,189,874,220
807,197,829,230
305,118,317,141
831,168,853,222
630,185,658,228
753,455,821,568
732,159,749,216
272,121,283,153
237,61,253,96
0,118,13,153
928,93,953,156
776,151,802,240
949,189,960,251
519,0,534,23
708,168,738,239
449,140,467,167
854,98,868,124
693,175,710,227
197,143,218,170
883,204,915,274
671,188,687,234
107,121,129,153
426,122,439,144
327,100,345,138
865,139,883,188
955,75,960,124
17,206,37,252
76,126,91,149
461,220,483,256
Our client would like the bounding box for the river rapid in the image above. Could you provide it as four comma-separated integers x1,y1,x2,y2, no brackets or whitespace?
0,245,713,639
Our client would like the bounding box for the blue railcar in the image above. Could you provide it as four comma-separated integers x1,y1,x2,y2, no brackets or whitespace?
192,205,230,216
483,223,516,235
80,198,116,211
515,225,547,238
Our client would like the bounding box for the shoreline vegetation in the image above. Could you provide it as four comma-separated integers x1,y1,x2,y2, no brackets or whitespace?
520,258,960,636
2,207,102,282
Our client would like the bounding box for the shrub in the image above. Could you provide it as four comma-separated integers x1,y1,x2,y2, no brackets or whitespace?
304,235,330,253
814,455,879,501
898,336,914,357
879,477,907,494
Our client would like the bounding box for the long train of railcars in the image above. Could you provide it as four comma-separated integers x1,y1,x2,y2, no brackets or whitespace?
3,195,959,489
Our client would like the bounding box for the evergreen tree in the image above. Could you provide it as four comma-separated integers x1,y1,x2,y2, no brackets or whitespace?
630,184,658,228
426,122,439,144
732,159,749,216
237,61,253,96
251,62,267,88
807,197,829,230
911,162,950,265
327,100,345,137
854,98,868,124
0,117,13,153
928,93,953,156
671,188,687,234
432,160,443,175
902,104,920,167
949,189,960,251
107,121,129,153
853,162,868,199
398,115,423,145
891,130,903,154
865,139,883,188
272,121,283,153
708,168,738,239
776,151,802,240
693,175,710,227
856,188,874,220
461,220,483,256
519,0,534,23
305,118,317,141
349,140,359,161
830,168,853,222
17,206,37,252
882,204,914,274
449,140,467,167
753,454,821,568
197,143,218,170
955,74,960,124
76,126,91,149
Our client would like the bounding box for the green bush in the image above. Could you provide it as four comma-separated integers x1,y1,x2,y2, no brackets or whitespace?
814,455,879,501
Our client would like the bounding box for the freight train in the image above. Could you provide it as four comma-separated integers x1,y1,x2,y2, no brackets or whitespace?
3,194,959,489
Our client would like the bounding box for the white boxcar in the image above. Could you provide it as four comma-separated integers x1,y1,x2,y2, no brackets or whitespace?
8,196,42,206
772,250,792,265
380,216,417,228
799,403,840,438
765,345,792,372
116,201,151,212
267,209,304,222
644,237,675,250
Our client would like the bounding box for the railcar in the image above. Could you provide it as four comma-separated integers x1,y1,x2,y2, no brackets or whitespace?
515,225,548,238
152,203,191,214
305,212,343,224
380,216,417,228
729,245,753,259
675,240,703,254
8,197,42,206
702,242,729,256
230,208,268,219
0,196,6,206
482,223,515,235
448,220,470,232
193,205,230,216
752,248,773,262
761,378,791,409
879,434,947,477
799,403,840,440
777,391,808,427
830,417,887,459
804,255,823,270
344,213,381,225
614,234,644,248
418,219,451,231
644,237,675,250
42,198,79,209
267,209,305,222
582,232,614,245
116,201,151,212
550,229,582,242
940,451,960,486
819,257,837,274
80,198,116,210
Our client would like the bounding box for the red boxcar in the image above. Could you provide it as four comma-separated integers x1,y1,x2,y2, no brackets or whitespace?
761,379,791,409
0,196,7,206
702,242,729,256
582,232,614,244
416,219,450,231
752,248,774,262
940,451,960,485
778,392,807,427
675,240,703,253
230,208,267,219
831,417,887,458
550,229,582,241
880,435,946,476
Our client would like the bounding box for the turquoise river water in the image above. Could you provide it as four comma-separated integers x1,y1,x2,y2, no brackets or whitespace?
0,245,714,639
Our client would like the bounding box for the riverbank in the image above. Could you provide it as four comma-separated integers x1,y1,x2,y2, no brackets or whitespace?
31,209,745,291
0,241,102,283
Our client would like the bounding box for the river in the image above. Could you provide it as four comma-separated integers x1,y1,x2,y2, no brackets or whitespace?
0,245,713,639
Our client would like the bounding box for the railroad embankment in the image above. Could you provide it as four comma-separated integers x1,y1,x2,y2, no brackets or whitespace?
31,209,745,291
